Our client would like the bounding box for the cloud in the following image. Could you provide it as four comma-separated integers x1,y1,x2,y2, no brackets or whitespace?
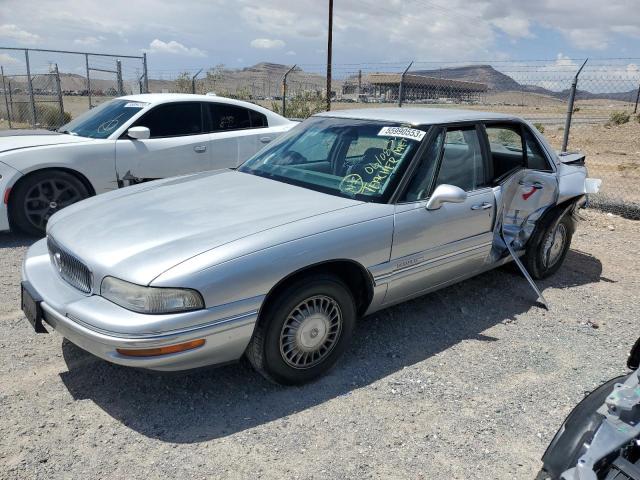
286,50,296,56
250,38,286,49
0,24,40,44
491,17,534,39
147,39,206,57
0,53,19,65
73,35,106,46
563,28,609,50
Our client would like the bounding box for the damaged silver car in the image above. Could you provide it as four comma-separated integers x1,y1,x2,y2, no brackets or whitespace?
21,108,599,385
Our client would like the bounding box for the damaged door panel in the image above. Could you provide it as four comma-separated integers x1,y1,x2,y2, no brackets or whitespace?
493,168,559,255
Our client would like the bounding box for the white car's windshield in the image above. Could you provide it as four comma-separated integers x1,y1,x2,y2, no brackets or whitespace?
238,117,427,202
58,99,149,139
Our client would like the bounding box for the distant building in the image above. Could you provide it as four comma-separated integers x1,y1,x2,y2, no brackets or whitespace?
341,73,487,103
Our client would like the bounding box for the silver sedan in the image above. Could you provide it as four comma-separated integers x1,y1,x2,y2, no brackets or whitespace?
21,108,598,385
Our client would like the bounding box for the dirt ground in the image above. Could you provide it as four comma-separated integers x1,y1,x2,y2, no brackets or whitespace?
0,208,638,479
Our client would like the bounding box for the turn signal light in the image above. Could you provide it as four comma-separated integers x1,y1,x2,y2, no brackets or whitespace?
117,339,205,357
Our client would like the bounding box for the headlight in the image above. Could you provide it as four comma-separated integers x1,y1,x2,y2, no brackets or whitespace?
100,277,204,314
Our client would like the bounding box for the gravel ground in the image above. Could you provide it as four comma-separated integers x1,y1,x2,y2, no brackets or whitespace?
0,209,638,479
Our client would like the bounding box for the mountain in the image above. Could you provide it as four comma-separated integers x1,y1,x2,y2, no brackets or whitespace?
412,64,521,91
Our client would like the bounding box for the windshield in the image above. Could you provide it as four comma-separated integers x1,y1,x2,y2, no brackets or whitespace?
238,117,426,202
58,99,149,139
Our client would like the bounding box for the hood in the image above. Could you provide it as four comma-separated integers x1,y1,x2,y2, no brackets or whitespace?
0,130,93,155
48,170,361,286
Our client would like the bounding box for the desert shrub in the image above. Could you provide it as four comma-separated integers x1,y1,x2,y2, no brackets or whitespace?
533,122,545,134
10,102,70,129
608,111,630,126
271,92,326,119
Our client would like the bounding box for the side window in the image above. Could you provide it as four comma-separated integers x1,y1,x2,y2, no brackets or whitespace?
434,127,485,192
208,104,251,131
249,109,268,128
524,129,552,171
485,125,525,180
135,102,202,138
401,130,444,202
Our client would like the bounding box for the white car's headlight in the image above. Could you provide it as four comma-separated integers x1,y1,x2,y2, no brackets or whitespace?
100,277,204,314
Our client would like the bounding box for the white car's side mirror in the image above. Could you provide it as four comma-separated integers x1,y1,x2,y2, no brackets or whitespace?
426,184,468,210
127,126,150,140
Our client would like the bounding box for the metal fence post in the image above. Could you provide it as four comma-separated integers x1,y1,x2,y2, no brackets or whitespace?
398,61,413,107
191,68,203,94
53,64,64,127
85,53,92,108
116,60,124,96
8,79,13,120
24,49,37,127
282,64,296,118
634,82,640,114
1,66,12,129
562,58,588,152
142,53,149,93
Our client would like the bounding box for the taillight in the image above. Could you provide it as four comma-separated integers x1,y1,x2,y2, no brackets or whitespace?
3,188,10,205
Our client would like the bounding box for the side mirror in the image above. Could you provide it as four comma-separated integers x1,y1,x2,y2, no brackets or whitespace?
426,184,468,210
127,126,150,140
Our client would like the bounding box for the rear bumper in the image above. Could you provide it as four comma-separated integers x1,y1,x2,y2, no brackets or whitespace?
22,238,260,371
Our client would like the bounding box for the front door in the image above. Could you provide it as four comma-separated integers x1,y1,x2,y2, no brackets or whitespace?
384,126,496,304
115,102,213,184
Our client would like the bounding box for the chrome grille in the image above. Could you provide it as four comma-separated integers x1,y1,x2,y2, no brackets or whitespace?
47,236,92,293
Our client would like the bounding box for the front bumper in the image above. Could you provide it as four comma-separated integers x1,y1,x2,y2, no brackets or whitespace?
22,238,260,371
0,161,22,232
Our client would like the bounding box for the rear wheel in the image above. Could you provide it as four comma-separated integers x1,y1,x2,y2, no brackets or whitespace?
524,212,574,280
246,275,356,385
9,170,90,236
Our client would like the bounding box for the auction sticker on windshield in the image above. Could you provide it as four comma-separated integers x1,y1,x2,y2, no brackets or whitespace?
124,102,149,108
377,126,426,142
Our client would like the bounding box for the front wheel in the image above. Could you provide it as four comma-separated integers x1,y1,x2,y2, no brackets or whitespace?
9,170,90,236
246,275,356,385
524,212,574,280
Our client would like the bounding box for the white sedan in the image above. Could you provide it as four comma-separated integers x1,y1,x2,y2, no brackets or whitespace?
0,93,295,235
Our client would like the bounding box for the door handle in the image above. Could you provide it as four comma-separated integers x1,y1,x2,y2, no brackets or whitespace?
518,180,543,189
259,136,272,144
471,202,493,210
194,145,207,153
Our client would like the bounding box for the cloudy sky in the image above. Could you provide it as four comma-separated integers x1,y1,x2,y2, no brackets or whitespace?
0,0,639,77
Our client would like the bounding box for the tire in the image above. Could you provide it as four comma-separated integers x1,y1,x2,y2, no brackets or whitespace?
9,170,90,236
524,211,574,280
246,274,356,385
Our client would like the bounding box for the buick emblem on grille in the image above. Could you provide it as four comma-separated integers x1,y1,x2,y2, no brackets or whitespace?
53,252,62,272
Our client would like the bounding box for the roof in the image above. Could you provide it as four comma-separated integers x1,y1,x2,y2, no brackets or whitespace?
366,74,487,92
118,93,292,125
314,107,523,126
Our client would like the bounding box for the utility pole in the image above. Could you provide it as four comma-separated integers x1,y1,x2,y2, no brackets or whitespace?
326,0,333,111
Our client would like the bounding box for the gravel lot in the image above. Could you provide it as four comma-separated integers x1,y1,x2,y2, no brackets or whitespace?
0,209,638,479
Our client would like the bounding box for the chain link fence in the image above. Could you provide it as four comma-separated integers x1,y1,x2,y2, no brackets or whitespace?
0,47,148,130
1,52,638,218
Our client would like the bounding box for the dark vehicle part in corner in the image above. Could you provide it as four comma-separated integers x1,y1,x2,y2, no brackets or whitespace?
537,337,640,480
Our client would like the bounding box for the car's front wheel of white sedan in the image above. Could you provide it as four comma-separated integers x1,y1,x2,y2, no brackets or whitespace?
10,170,90,236
247,274,356,385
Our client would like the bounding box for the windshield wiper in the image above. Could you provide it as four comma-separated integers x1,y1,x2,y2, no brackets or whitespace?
57,129,77,136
